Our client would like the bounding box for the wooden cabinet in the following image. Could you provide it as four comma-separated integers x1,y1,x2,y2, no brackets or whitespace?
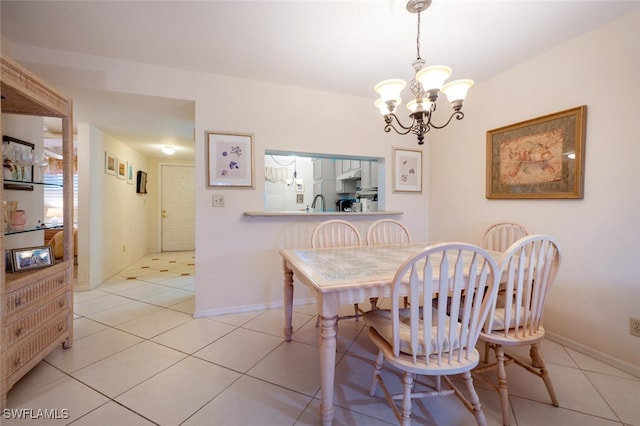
1,56,74,408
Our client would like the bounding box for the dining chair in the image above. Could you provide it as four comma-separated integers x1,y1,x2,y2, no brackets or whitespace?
481,221,529,253
365,242,501,426
366,219,412,309
311,219,363,322
473,235,561,426
366,219,412,246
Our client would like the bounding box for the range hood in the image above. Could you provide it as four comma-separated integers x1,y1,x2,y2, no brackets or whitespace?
337,168,361,181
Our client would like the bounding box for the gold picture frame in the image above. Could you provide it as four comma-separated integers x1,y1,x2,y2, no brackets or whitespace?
392,148,422,193
486,105,586,199
206,131,255,188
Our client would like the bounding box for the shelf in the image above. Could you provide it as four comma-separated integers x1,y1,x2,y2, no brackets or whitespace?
4,225,62,236
3,179,63,189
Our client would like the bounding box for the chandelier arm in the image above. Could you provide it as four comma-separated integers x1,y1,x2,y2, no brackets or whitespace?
426,111,465,130
384,114,417,135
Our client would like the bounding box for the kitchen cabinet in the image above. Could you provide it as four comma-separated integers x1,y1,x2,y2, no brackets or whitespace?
312,159,338,210
1,56,74,408
360,160,379,189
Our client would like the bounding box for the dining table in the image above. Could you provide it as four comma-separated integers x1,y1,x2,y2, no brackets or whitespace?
280,242,503,426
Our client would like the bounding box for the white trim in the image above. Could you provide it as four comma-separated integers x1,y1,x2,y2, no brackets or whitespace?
193,297,316,319
546,331,640,378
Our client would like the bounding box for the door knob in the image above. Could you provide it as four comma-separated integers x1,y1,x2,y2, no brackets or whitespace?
162,209,168,218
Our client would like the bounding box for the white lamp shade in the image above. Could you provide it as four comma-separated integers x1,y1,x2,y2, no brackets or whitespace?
375,98,402,115
441,79,474,102
406,98,433,112
374,79,406,101
415,65,452,91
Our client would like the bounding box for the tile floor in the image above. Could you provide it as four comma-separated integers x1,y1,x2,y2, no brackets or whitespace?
4,251,640,425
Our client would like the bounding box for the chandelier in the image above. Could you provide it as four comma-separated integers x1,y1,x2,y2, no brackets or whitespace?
374,0,473,145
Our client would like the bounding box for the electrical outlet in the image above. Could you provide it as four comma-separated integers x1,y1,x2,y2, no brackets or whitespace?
212,194,225,207
630,318,640,337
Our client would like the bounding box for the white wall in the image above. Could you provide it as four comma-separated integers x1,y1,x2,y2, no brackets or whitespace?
428,10,640,371
76,124,149,289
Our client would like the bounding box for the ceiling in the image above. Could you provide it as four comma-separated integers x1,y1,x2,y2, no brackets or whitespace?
2,1,639,160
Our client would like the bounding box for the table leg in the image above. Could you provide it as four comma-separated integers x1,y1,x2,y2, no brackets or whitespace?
318,293,339,426
283,260,294,342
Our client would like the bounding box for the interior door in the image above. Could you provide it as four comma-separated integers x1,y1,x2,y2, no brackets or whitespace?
161,164,195,251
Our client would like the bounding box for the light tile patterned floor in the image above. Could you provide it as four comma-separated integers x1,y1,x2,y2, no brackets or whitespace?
4,251,640,425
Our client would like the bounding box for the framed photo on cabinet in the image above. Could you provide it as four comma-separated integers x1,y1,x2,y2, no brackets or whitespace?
10,246,53,272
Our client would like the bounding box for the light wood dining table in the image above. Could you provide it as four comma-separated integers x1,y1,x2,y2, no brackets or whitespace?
280,242,503,426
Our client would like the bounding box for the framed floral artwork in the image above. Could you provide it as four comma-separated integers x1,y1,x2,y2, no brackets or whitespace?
486,105,586,199
393,148,422,192
206,131,254,188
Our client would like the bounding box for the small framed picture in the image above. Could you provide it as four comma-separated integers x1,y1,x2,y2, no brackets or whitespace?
10,246,54,272
127,162,135,184
105,152,117,175
117,159,127,180
393,148,423,192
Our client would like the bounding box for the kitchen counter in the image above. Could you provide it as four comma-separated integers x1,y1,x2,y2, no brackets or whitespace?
243,211,402,217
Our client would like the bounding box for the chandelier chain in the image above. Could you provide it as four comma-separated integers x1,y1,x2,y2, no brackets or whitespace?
416,12,421,60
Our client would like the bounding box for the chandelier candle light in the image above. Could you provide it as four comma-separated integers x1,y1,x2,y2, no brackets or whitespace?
374,0,473,144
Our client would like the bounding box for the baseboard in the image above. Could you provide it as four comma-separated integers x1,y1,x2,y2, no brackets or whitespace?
546,331,640,378
193,297,316,319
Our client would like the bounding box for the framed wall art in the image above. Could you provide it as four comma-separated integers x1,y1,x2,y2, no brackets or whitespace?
486,105,586,199
206,131,254,188
136,170,148,194
392,148,422,192
105,152,117,175
10,246,53,272
117,159,126,180
126,162,134,184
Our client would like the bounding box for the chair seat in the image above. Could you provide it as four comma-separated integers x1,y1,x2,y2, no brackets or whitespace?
364,308,461,356
480,325,546,346
369,327,481,376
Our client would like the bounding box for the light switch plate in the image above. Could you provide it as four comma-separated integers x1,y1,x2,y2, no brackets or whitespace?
212,194,225,207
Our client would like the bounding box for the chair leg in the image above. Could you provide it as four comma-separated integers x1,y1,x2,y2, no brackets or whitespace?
369,297,378,310
483,341,491,364
462,370,487,426
401,371,414,426
403,296,409,308
531,343,559,407
354,304,360,321
495,345,511,426
369,350,384,397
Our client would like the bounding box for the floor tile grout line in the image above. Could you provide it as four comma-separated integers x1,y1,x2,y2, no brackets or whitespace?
64,251,634,425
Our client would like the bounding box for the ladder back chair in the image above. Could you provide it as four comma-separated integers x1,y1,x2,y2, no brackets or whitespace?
473,235,562,426
366,219,412,309
365,242,501,426
311,220,363,322
482,222,529,253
